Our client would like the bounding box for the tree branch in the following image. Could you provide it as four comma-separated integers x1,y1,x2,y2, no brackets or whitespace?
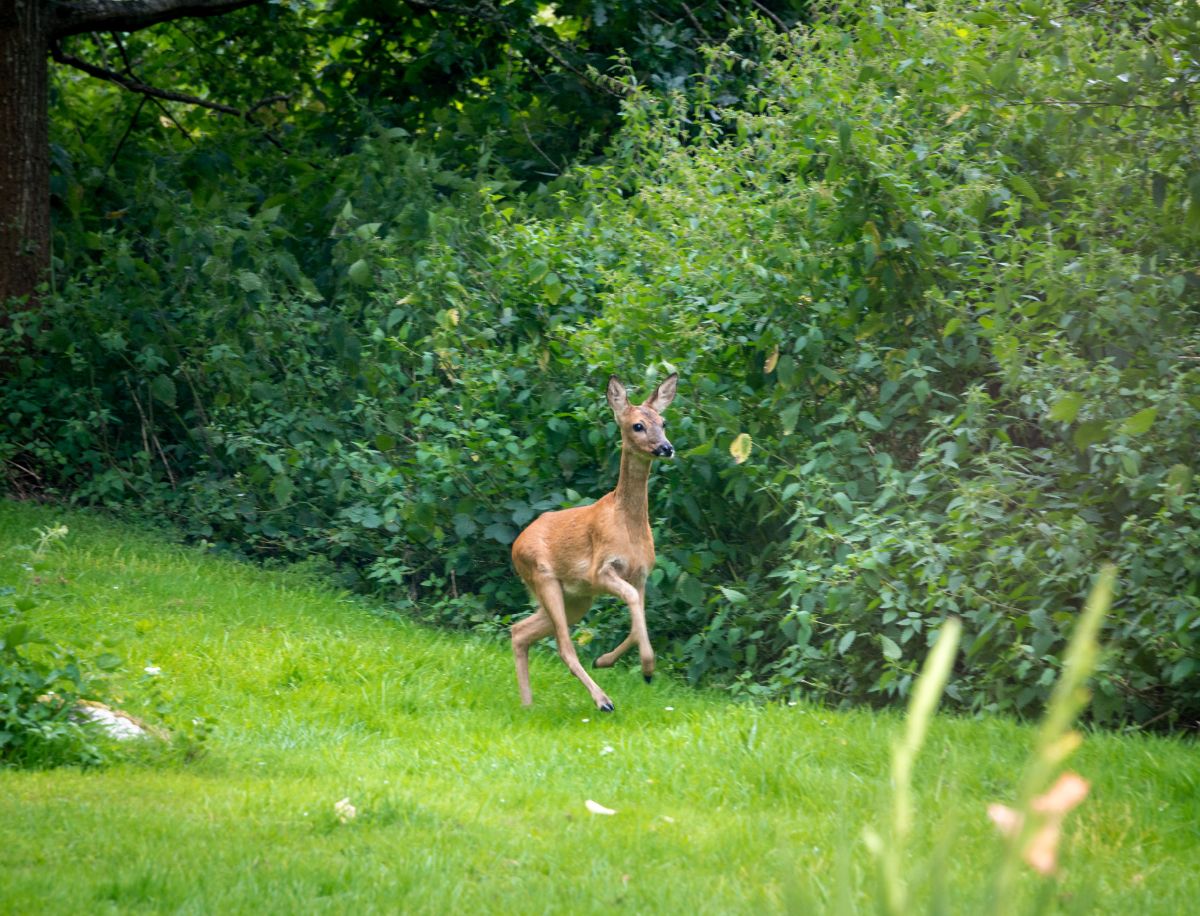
111,31,196,142
399,0,628,99
50,0,266,40
52,44,242,113
750,0,787,33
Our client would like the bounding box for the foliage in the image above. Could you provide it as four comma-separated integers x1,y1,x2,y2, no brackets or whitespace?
48,0,806,188
0,525,120,767
2,1,1199,728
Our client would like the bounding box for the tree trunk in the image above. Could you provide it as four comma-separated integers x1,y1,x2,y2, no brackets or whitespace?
0,0,52,310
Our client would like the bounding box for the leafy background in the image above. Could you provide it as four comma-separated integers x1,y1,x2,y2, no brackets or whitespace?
3,0,1198,728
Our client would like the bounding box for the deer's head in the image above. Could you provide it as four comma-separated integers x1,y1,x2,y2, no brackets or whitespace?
606,373,678,460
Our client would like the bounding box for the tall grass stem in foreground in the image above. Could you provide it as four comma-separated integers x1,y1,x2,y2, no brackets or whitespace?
990,565,1116,913
865,616,963,915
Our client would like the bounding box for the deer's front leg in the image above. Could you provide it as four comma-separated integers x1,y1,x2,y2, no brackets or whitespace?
596,571,654,682
531,574,615,712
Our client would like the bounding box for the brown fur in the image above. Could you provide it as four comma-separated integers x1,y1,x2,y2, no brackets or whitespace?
510,372,678,711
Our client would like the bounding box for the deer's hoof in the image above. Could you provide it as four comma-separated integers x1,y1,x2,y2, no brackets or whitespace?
643,673,653,684
599,700,615,713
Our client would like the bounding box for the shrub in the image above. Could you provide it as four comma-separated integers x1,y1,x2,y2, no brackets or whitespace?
2,1,1197,727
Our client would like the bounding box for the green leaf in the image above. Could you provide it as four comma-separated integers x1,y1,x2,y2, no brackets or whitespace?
988,59,1018,91
815,364,840,384
780,403,801,435
94,652,123,671
718,586,748,605
2,623,36,649
1118,407,1157,437
838,630,857,655
149,375,176,408
1165,464,1192,496
832,492,854,515
1047,392,1083,423
776,355,797,387
483,523,516,545
1170,657,1196,684
856,410,884,431
271,474,294,507
1073,419,1109,451
1009,173,1043,208
347,259,372,286
880,634,902,660
235,270,263,292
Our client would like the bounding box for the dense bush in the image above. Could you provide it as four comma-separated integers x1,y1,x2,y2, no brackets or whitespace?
2,1,1197,727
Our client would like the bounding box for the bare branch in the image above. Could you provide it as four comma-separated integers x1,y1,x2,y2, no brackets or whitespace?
56,36,295,152
750,1,788,33
50,0,265,41
681,4,714,43
399,0,628,99
52,44,242,113
246,94,290,115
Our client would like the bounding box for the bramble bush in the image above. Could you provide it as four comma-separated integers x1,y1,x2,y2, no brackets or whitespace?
1,1,1197,727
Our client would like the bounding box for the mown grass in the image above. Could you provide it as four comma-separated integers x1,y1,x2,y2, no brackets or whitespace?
1,500,1196,914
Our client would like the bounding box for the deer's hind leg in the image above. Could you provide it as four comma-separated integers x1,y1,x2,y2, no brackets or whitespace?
512,608,553,708
512,585,600,709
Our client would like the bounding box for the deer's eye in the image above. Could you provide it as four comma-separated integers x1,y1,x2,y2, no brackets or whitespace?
632,423,645,432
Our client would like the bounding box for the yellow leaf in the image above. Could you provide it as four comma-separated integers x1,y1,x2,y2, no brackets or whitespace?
763,345,779,374
945,104,971,125
730,433,752,464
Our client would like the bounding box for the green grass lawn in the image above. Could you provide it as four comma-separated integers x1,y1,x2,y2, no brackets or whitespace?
1,501,1196,914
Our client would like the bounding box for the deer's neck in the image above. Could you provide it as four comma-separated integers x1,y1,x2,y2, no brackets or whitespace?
612,446,652,530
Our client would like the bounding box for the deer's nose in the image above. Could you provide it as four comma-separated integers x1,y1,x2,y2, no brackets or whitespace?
654,442,675,458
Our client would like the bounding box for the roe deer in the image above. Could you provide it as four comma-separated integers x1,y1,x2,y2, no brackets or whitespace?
511,372,678,711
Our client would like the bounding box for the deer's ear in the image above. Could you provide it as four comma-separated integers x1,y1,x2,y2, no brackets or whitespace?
606,375,629,414
644,373,678,413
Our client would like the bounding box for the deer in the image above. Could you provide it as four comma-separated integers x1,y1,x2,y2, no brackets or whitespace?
510,372,678,712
